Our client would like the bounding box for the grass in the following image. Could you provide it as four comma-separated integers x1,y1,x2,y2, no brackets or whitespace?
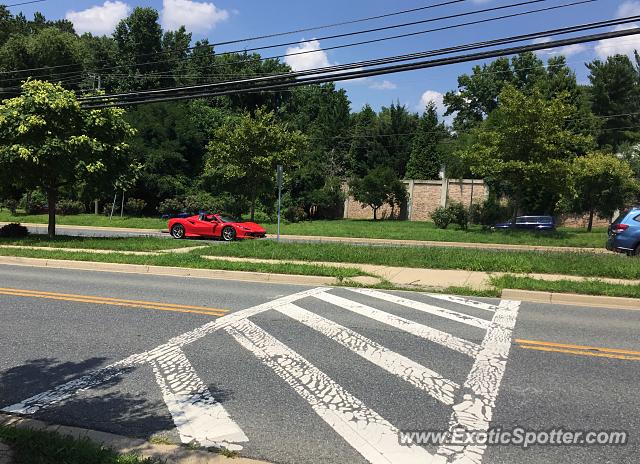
201,240,640,280
0,246,365,280
263,219,607,248
491,275,640,299
1,211,607,248
0,425,160,464
0,235,196,251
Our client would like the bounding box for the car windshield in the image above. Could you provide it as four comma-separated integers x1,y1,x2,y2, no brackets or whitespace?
218,215,239,223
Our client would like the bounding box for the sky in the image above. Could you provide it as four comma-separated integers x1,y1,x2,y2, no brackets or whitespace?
6,0,640,115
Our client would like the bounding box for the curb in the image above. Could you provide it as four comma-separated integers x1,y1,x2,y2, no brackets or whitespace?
0,413,269,464
502,289,640,310
0,256,336,287
0,222,164,235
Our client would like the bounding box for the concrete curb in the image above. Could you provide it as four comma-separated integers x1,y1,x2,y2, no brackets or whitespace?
502,289,640,310
0,413,269,464
0,256,336,287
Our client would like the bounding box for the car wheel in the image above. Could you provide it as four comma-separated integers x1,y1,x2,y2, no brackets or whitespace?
222,226,236,242
171,224,185,239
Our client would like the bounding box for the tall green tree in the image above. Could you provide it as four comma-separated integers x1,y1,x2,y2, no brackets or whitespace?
378,102,418,176
457,85,594,217
349,166,407,220
405,102,448,179
587,54,640,150
0,80,136,236
570,153,639,231
348,105,388,176
204,109,307,220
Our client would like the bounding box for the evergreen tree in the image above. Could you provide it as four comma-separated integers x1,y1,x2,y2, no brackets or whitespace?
405,102,448,180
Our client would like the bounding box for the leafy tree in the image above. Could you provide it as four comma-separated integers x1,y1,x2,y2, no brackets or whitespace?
406,102,448,179
570,152,639,231
456,85,594,218
204,109,307,220
349,166,407,220
0,80,136,236
587,54,640,150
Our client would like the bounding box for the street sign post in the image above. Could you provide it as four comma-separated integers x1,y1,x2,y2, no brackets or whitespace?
276,165,283,242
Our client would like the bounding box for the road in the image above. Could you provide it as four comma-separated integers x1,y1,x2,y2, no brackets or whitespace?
0,265,637,464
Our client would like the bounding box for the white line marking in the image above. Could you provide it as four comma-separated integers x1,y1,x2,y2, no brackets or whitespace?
436,299,521,464
277,303,459,405
348,288,490,330
225,318,439,464
315,291,481,357
151,346,248,450
426,294,499,312
1,287,329,415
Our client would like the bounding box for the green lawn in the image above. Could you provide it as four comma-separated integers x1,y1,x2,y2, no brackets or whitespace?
0,211,608,248
491,275,640,299
0,425,159,464
201,240,640,280
264,219,607,248
0,235,196,251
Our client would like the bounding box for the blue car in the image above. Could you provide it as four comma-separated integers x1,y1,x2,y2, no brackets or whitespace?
606,207,640,256
493,215,556,231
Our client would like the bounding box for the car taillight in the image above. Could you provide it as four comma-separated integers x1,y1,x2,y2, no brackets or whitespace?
612,224,629,233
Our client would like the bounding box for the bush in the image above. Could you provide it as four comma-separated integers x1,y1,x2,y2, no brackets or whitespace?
469,197,509,227
284,205,306,223
125,198,147,216
19,190,47,214
1,199,18,214
448,202,469,230
56,199,85,215
431,206,453,229
158,198,185,215
0,223,29,238
183,192,223,214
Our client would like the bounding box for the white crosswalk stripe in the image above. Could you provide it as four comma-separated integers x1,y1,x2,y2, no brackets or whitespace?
3,287,520,464
348,288,491,329
276,302,459,405
314,291,482,357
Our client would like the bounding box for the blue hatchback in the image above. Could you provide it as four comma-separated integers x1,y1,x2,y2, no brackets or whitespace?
493,216,556,231
606,207,640,256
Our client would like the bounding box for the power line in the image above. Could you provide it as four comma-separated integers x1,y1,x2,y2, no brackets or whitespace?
3,0,46,7
0,0,565,76
82,27,640,108
80,16,640,104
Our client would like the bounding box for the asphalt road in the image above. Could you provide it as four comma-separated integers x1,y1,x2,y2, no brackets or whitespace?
0,265,638,464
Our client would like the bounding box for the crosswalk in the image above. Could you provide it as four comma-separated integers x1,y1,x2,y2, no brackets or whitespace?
2,287,520,464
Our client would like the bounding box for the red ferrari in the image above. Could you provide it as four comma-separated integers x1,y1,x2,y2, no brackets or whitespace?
168,213,266,241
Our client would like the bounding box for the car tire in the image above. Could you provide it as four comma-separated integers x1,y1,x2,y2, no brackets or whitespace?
171,224,185,239
222,226,236,242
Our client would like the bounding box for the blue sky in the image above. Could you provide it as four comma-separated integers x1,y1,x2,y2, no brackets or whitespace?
7,0,640,114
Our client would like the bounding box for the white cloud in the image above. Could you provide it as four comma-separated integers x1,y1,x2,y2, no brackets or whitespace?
66,1,130,36
533,37,588,57
418,90,445,114
161,0,229,33
284,39,332,71
594,2,640,59
369,80,397,90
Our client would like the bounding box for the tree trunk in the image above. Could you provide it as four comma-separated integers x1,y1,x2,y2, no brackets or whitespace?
587,209,594,233
47,187,57,238
373,207,378,221
250,192,256,222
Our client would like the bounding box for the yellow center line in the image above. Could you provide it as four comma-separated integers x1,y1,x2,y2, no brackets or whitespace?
0,287,228,313
514,339,640,361
0,289,227,317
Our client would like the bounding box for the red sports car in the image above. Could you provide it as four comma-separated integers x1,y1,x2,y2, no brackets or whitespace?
168,213,266,241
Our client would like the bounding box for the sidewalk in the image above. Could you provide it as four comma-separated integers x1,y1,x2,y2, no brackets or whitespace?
2,222,605,253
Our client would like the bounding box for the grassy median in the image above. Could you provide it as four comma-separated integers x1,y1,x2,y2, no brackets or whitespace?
0,235,196,251
491,275,640,299
0,425,159,464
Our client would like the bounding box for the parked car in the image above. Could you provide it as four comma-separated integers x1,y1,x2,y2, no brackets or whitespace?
493,216,556,231
168,213,266,241
606,207,640,256
160,212,192,220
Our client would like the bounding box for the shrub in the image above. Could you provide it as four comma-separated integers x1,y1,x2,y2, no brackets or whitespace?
1,199,18,214
19,190,47,214
0,223,29,238
125,198,147,216
469,197,509,227
448,202,469,230
56,199,85,215
158,198,185,215
284,205,306,223
431,206,453,229
183,192,223,214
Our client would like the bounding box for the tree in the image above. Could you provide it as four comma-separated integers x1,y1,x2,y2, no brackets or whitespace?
587,54,640,150
349,166,407,220
406,102,448,179
204,109,307,220
0,80,136,236
456,85,594,218
348,105,388,176
570,153,639,231
378,102,418,176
